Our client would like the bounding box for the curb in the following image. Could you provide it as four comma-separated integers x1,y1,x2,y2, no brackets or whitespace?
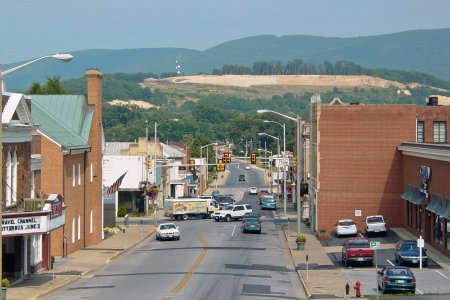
274,209,311,299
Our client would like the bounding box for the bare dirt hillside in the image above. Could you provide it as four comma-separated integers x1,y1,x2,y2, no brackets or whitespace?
146,74,409,88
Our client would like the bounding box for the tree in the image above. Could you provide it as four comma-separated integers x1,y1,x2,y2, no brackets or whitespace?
25,76,66,94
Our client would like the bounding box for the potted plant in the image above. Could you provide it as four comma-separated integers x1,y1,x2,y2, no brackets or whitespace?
2,278,10,300
296,235,306,250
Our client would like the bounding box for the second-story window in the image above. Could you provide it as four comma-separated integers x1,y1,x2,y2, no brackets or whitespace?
433,121,446,143
72,165,76,187
417,121,424,143
78,163,81,186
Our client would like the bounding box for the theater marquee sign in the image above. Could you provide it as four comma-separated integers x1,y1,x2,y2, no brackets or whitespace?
2,216,47,236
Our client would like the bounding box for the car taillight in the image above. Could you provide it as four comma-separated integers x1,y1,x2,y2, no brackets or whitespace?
410,278,416,283
384,278,391,282
244,224,250,227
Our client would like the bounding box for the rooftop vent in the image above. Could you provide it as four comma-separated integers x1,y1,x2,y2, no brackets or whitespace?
426,96,439,106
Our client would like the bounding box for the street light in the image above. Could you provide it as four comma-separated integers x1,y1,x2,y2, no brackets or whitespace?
263,119,287,215
201,142,218,188
1,53,72,297
151,119,179,225
258,132,282,203
257,109,303,236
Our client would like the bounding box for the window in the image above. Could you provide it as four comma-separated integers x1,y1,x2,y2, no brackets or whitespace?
30,171,35,198
433,121,446,143
30,235,42,266
72,218,75,243
72,165,76,187
12,151,17,205
78,163,81,186
90,210,93,234
6,152,11,206
90,162,93,182
417,121,424,143
78,214,81,240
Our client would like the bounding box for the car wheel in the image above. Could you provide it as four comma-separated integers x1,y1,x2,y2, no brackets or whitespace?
209,212,215,219
398,258,403,266
177,236,181,240
423,261,428,267
368,261,373,267
156,234,159,240
182,214,189,221
411,289,415,295
214,218,219,222
366,231,370,238
225,215,231,222
258,230,261,234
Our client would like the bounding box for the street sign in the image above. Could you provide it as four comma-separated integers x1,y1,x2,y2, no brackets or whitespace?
417,236,425,248
370,241,381,250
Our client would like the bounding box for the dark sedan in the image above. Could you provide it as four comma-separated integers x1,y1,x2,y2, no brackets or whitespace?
394,240,428,267
377,266,416,294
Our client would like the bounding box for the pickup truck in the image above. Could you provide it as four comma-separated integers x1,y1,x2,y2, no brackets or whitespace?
365,215,387,237
214,204,252,222
341,237,374,267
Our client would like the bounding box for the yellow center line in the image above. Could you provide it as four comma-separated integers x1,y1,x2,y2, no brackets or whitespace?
163,225,208,299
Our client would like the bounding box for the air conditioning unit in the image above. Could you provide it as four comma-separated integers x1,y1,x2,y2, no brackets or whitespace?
24,198,45,212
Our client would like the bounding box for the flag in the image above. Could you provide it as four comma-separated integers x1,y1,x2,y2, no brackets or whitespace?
106,171,127,195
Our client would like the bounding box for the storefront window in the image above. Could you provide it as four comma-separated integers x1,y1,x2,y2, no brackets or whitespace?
433,215,446,245
407,202,413,226
447,219,450,250
416,205,422,232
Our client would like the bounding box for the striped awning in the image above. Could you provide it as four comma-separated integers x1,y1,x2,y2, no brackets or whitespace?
401,184,425,205
426,193,450,218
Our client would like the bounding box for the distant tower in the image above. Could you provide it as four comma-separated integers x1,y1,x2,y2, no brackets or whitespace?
176,55,182,76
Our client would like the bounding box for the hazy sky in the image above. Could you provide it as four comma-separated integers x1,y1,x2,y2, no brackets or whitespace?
2,0,450,63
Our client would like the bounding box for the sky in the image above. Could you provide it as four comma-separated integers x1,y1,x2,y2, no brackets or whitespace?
2,0,450,63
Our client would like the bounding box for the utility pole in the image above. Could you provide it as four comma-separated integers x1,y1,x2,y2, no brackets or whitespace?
145,120,148,216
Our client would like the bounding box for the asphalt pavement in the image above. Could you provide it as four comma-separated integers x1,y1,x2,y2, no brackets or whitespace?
6,168,450,300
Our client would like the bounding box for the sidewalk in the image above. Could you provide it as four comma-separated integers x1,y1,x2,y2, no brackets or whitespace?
7,215,160,300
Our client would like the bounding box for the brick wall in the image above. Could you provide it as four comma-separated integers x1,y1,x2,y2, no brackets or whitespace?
85,69,103,246
317,104,416,232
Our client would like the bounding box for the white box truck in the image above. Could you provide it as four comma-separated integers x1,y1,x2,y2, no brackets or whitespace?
164,198,219,220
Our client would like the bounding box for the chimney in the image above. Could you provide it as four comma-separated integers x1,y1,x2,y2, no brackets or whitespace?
86,69,103,124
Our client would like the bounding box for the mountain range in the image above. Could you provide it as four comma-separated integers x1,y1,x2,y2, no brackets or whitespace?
3,28,450,92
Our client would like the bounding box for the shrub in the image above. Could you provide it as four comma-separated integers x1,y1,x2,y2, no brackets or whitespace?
2,278,10,288
117,206,127,217
319,229,326,234
296,235,306,243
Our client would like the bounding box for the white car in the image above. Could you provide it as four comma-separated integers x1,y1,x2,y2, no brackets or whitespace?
156,223,180,240
245,165,251,170
335,219,357,238
249,187,258,195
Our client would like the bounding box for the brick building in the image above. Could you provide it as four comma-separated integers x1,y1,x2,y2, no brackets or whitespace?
31,69,103,256
309,95,450,259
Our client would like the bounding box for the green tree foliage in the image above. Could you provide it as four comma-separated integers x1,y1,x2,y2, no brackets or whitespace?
25,76,66,94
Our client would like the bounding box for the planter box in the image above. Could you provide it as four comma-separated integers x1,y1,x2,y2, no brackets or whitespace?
296,242,305,250
317,232,332,241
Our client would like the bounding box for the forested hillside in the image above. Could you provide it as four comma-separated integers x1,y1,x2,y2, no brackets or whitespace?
4,29,450,91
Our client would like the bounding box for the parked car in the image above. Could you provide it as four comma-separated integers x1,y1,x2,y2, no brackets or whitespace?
335,219,357,237
377,266,416,294
394,240,428,267
249,187,258,195
245,165,251,170
242,217,262,234
341,237,374,267
239,174,246,181
211,190,221,200
261,197,277,210
156,223,180,241
365,215,387,237
243,211,261,221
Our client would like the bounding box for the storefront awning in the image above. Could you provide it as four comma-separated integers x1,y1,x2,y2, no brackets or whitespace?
426,193,450,218
401,184,425,205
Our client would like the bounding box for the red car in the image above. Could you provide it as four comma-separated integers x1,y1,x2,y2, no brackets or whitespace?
258,190,270,204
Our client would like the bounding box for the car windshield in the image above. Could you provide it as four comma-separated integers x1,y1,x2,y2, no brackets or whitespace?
263,199,275,203
161,224,176,230
263,196,274,200
348,240,370,248
223,206,233,210
339,221,353,226
387,268,412,276
367,217,384,223
400,243,418,251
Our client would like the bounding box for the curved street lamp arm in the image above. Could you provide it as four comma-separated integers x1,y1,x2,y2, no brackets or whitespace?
1,53,73,77
257,109,296,122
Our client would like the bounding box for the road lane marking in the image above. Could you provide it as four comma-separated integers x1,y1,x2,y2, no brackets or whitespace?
231,225,236,237
416,288,423,294
386,259,395,266
435,270,449,279
167,225,208,297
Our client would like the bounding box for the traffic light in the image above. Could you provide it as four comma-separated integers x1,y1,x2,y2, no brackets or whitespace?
251,153,256,164
147,159,152,169
189,159,195,173
216,159,225,172
223,152,231,163
293,156,297,168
